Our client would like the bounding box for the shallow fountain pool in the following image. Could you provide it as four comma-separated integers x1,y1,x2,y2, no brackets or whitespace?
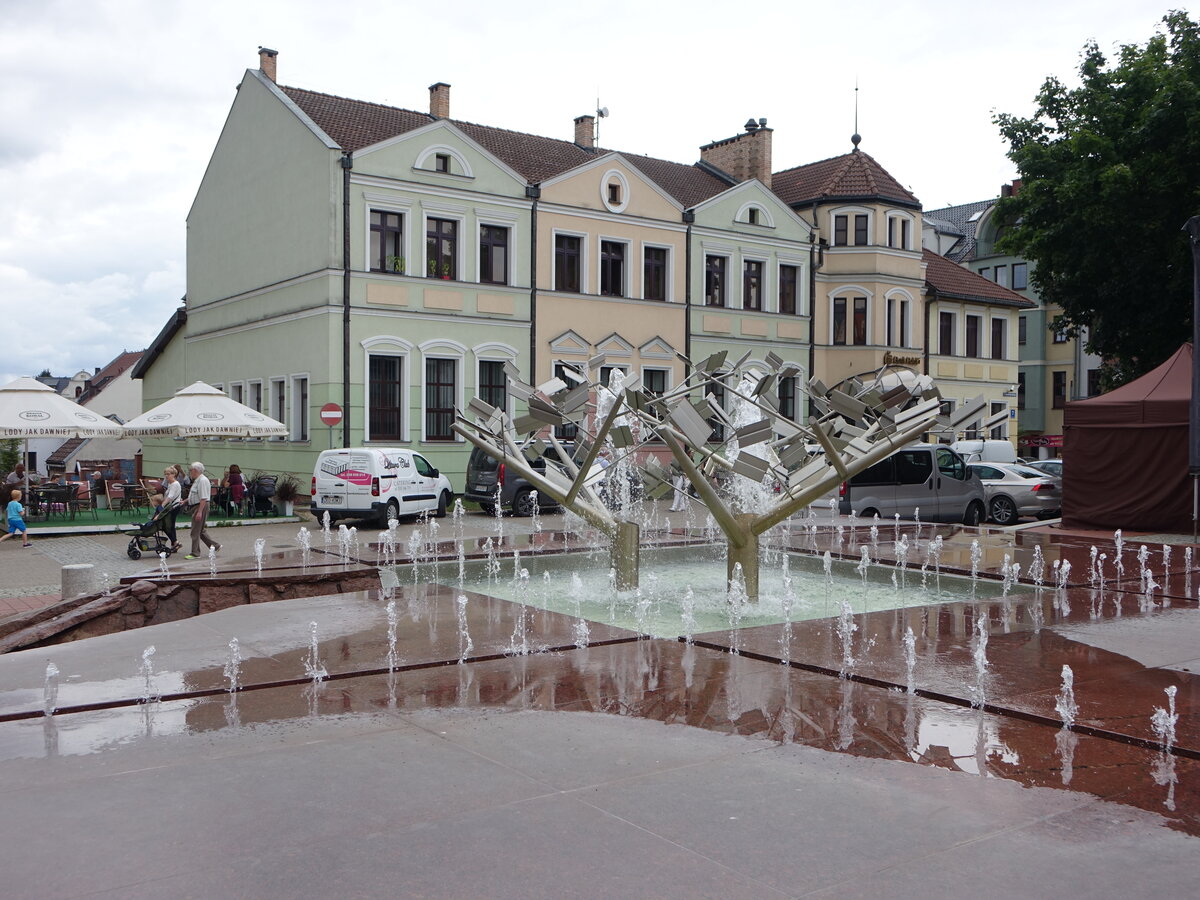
384,545,1003,639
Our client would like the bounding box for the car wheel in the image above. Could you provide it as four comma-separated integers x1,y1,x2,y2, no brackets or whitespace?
479,501,496,516
380,499,400,528
860,507,880,521
963,501,986,527
989,496,1018,526
512,489,537,517
435,491,449,518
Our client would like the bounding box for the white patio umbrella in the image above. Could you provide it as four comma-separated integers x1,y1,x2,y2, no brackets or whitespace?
0,377,125,497
122,381,287,437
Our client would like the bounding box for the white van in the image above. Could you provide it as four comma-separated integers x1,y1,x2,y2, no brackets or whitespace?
950,439,1018,465
311,448,453,526
838,444,987,525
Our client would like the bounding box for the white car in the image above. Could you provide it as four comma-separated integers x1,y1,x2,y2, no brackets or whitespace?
967,462,1060,526
311,447,453,526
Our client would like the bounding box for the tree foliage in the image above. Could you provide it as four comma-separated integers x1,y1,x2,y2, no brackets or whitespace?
995,11,1200,385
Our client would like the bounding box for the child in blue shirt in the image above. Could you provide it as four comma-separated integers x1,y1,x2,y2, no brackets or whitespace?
1,489,32,547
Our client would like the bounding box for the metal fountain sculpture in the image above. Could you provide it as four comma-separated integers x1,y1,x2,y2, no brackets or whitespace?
453,351,1001,600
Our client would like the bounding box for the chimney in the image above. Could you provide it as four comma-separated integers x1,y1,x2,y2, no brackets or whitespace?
574,115,595,150
699,118,773,188
429,82,451,119
1000,183,1012,198
258,47,278,82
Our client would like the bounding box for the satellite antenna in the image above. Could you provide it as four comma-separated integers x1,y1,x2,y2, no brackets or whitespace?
595,93,609,146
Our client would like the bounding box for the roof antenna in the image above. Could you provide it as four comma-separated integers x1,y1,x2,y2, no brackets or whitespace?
851,78,861,150
595,89,609,147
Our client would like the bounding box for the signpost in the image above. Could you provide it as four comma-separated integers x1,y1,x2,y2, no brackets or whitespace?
320,402,343,449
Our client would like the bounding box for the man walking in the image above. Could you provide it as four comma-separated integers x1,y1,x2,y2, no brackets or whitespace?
184,462,221,559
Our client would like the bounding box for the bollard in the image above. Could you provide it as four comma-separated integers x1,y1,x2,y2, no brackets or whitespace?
61,563,95,600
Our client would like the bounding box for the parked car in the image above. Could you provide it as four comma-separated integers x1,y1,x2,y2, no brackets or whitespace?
1025,458,1064,479
310,447,453,526
966,461,1060,525
950,439,1018,464
464,444,644,516
838,444,987,525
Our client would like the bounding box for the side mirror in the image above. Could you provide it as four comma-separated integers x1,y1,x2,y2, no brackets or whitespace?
430,469,439,478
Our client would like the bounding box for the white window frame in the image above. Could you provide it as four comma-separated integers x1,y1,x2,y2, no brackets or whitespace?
474,342,519,420
551,228,588,295
886,211,915,250
362,197,412,274
362,336,413,444
639,241,673,302
596,235,632,298
938,310,958,357
475,212,519,288
829,286,874,345
414,144,475,178
422,209,466,281
703,251,733,308
776,258,806,316
735,201,775,228
418,339,467,444
600,168,630,213
739,252,770,312
268,377,287,442
831,206,874,247
290,373,310,442
990,316,1008,361
884,289,913,348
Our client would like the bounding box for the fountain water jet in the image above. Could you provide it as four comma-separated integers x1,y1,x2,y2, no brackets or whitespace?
224,638,242,692
43,662,59,716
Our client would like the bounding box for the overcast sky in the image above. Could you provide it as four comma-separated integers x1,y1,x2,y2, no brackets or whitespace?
0,0,1175,386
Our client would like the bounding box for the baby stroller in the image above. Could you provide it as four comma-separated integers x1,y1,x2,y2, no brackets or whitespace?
249,475,277,516
124,500,182,560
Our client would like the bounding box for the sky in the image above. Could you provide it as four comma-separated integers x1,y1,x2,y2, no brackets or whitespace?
0,0,1178,385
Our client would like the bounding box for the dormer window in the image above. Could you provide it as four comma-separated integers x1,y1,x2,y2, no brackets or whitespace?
607,182,621,204
434,153,450,173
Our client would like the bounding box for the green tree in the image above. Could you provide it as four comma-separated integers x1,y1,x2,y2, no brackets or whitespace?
995,11,1200,385
0,439,19,477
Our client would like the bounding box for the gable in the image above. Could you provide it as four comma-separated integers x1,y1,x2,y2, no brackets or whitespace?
353,120,528,195
639,336,676,359
549,329,590,355
595,332,635,357
691,180,813,242
541,154,682,219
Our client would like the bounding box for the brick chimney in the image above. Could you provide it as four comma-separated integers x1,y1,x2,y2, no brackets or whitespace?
699,118,773,187
574,114,595,149
429,82,451,119
258,47,278,83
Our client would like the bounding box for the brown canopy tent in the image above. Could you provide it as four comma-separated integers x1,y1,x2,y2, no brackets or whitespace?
1062,343,1194,532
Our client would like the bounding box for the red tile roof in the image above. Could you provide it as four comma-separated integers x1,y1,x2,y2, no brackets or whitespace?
78,350,144,404
922,250,1035,308
280,85,730,206
772,150,920,208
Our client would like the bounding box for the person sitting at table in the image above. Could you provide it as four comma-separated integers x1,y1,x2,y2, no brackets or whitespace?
5,463,40,486
222,464,246,515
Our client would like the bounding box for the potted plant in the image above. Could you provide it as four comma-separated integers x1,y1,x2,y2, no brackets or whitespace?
273,474,301,516
386,255,405,274
427,258,438,278
441,262,452,280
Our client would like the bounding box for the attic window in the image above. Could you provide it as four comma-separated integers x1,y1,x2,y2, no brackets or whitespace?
747,208,760,225
434,153,450,173
607,182,621,204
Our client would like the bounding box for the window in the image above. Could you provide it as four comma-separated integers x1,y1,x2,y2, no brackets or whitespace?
1086,368,1102,397
706,381,726,442
598,365,627,388
852,297,867,344
553,362,579,440
1017,372,1026,410
599,241,625,297
554,235,581,292
230,383,244,405
854,214,868,246
887,217,910,249
1012,263,1028,291
966,315,981,358
426,217,457,279
1018,316,1027,345
705,255,726,307
370,211,404,273
833,298,847,345
434,153,450,173
478,360,507,413
900,299,911,347
270,378,286,437
978,267,991,281
778,375,797,421
938,311,955,355
779,265,798,315
368,355,404,441
291,376,309,441
643,368,668,440
991,318,1006,360
1052,371,1067,408
248,381,263,413
887,297,896,346
643,247,668,301
833,215,848,246
743,260,763,311
608,182,621,205
479,225,509,285
936,448,967,481
425,358,456,440
1052,323,1069,344
995,265,1009,288
894,450,933,485
747,207,760,225
989,401,1007,440
413,454,437,478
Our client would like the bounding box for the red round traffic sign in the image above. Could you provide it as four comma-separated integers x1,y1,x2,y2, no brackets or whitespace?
319,402,343,427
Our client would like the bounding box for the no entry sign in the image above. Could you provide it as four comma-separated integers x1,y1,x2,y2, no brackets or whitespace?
320,402,343,427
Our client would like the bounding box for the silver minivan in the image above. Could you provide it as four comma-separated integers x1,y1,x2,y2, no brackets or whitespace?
838,444,987,525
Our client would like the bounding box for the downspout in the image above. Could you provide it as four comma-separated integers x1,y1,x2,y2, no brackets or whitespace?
808,201,822,419
683,209,695,374
527,184,540,384
340,151,353,448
